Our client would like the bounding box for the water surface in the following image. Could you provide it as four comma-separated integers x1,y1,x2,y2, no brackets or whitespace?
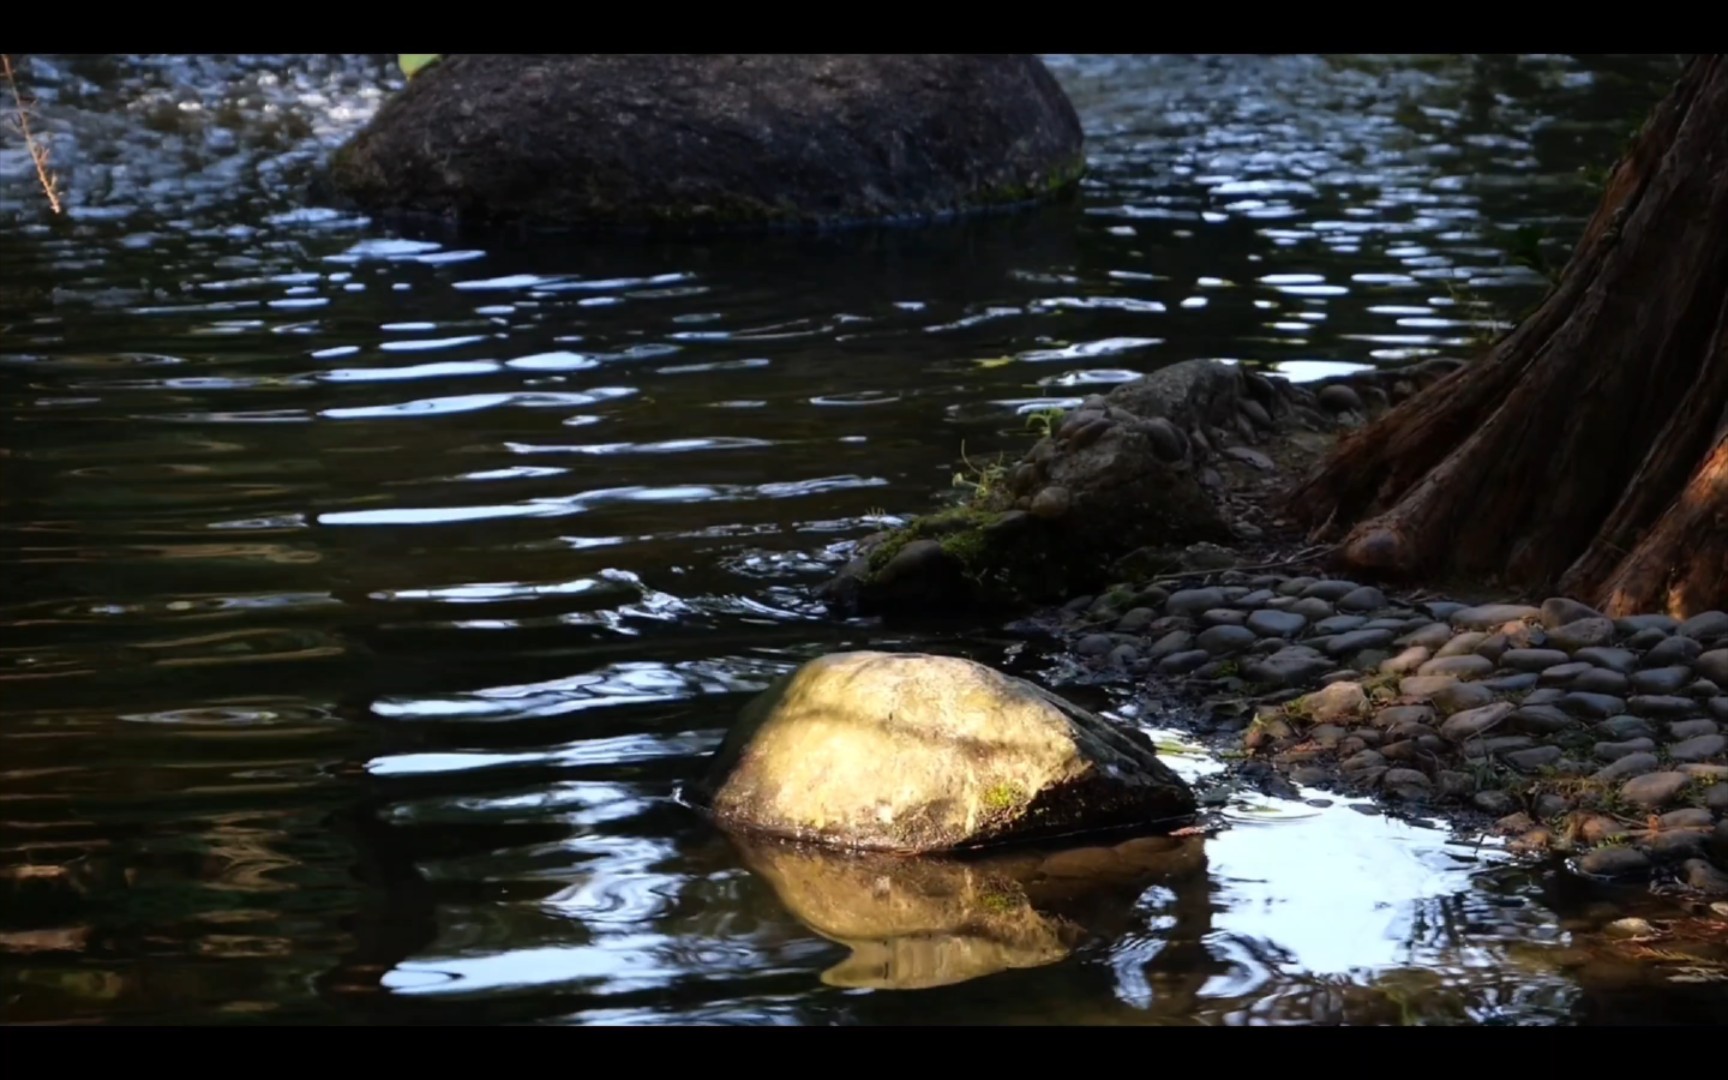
3,53,1713,1025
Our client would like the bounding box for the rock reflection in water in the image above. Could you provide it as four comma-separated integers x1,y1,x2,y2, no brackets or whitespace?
730,831,1207,991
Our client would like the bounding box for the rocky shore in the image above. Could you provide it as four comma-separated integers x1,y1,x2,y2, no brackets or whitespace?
816,357,1728,905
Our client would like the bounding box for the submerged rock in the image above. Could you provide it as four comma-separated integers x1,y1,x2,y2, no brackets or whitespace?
325,54,1086,231
686,651,1196,852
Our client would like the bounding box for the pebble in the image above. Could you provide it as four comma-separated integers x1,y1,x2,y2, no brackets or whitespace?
1115,607,1158,632
1568,668,1629,694
1575,647,1638,674
1399,675,1458,699
1436,632,1489,658
1416,655,1494,680
1450,604,1540,630
1396,623,1454,650
1592,752,1660,782
1619,771,1692,809
1522,688,1567,707
1337,586,1387,613
1682,859,1728,896
1595,715,1656,740
1376,704,1437,730
1508,705,1576,734
1481,672,1540,693
1167,587,1227,616
1324,629,1396,657
1429,681,1497,715
1626,627,1671,650
1705,783,1728,811
1316,384,1363,414
1695,649,1728,685
1669,718,1720,739
1314,615,1369,634
1425,601,1466,621
1629,666,1694,694
1502,648,1571,672
1668,733,1727,762
1661,808,1715,830
1616,613,1679,635
1593,738,1657,761
1076,634,1118,657
1713,698,1728,720
1244,649,1334,686
1541,597,1605,628
1627,695,1696,718
1235,589,1277,608
1199,608,1250,628
1245,609,1307,638
1473,790,1516,814
1300,580,1361,602
1378,646,1432,676
1544,617,1617,652
1108,644,1140,668
1146,630,1194,660
1604,917,1657,937
1276,577,1316,597
1678,611,1728,640
1576,847,1650,877
1158,650,1212,674
1224,446,1275,470
1642,638,1700,669
1558,692,1625,719
1534,793,1571,820
1644,830,1709,862
1506,745,1563,772
1290,597,1337,622
1439,702,1514,741
1382,767,1430,789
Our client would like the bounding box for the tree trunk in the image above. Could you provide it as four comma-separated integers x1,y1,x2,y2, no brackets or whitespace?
1286,55,1728,618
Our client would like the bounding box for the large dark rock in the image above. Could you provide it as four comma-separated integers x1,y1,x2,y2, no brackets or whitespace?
324,54,1087,231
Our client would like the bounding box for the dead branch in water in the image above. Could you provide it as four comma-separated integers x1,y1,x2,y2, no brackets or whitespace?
3,54,63,213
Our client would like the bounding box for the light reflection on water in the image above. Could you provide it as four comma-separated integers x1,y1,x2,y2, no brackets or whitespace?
2,53,1709,1026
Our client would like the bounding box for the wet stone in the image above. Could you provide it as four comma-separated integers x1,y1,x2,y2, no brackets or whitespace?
1669,719,1719,740
1501,648,1572,673
1576,647,1637,674
1663,808,1715,830
1638,632,1693,667
1107,644,1139,668
1522,688,1568,707
1450,604,1540,630
1539,663,1597,686
1534,793,1572,820
1568,668,1629,695
1382,768,1431,794
1314,615,1369,635
1301,580,1361,602
1577,847,1651,878
1713,698,1728,721
1540,598,1605,629
1474,635,1510,665
1337,586,1387,613
1593,752,1660,782
1425,601,1466,622
1197,625,1258,655
1436,632,1489,658
1246,610,1307,638
1482,672,1541,693
1146,616,1195,637
1325,629,1396,657
1594,738,1657,762
1544,617,1616,652
1199,608,1250,628
1628,695,1697,718
1417,655,1494,680
1678,611,1728,641
1620,771,1693,810
1705,783,1728,812
1157,649,1211,674
1235,589,1276,608
1167,588,1227,616
1669,734,1727,762
1311,724,1350,749
1506,745,1563,772
1363,617,1415,632
1559,693,1624,719
1114,607,1158,632
1243,650,1334,687
1630,666,1694,695
1276,577,1316,597
1379,646,1431,676
1689,679,1722,698
1290,597,1336,622
1340,749,1386,773
1682,859,1728,896
1429,681,1497,715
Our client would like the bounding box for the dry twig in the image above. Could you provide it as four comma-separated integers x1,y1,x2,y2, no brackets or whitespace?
3,54,63,213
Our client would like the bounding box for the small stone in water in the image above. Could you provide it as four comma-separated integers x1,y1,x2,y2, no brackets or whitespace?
1577,847,1650,878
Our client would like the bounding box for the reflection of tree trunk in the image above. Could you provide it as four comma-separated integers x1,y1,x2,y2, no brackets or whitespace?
1287,55,1728,617
313,793,441,1017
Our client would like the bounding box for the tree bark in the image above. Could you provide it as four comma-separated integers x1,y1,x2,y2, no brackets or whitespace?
1286,55,1728,618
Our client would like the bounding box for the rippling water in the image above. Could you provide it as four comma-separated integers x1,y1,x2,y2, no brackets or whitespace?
4,53,1712,1025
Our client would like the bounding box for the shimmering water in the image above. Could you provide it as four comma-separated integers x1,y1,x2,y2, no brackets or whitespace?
3,53,1714,1025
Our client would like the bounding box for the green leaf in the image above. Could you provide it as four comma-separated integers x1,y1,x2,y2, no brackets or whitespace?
399,54,442,79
